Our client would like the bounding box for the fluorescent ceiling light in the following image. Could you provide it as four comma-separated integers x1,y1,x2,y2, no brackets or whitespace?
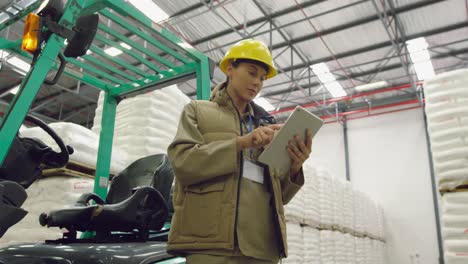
120,43,131,49
1,54,30,75
254,97,275,112
127,0,169,23
355,81,389,92
1,51,31,75
0,12,8,24
9,85,20,95
105,47,121,56
413,61,435,81
104,42,132,56
310,63,347,98
7,56,31,74
406,37,435,80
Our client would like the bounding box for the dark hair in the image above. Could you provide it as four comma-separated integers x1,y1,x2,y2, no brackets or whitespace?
231,58,269,74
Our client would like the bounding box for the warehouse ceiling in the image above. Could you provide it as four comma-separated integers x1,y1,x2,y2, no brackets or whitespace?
0,0,467,126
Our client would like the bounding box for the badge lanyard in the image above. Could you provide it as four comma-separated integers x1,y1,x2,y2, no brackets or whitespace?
248,113,253,159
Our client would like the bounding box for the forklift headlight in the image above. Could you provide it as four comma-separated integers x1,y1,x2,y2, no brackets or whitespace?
21,13,42,54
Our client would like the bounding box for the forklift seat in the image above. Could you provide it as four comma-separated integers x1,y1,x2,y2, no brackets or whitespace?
39,154,174,240
0,181,28,238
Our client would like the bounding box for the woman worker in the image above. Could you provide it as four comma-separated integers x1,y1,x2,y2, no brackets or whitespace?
167,39,313,264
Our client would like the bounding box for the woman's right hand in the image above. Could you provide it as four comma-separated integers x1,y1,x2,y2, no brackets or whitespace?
237,124,282,150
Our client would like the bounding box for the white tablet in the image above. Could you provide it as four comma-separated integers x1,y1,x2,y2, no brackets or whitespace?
258,106,324,174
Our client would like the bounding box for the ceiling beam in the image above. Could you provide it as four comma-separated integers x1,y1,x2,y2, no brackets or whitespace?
263,46,468,98
273,20,468,75
191,0,327,45
275,91,419,122
188,22,468,97
193,0,443,50
0,100,58,123
169,0,213,19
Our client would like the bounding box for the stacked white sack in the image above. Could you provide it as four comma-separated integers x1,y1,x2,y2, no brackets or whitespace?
303,164,320,227
376,205,385,239
445,252,468,264
364,197,378,237
366,238,376,264
0,176,94,247
284,185,305,224
20,122,128,174
334,231,346,264
284,165,386,263
441,192,468,264
423,69,468,190
353,191,365,235
284,223,303,264
303,226,320,264
343,181,355,232
320,230,335,264
344,234,356,264
317,169,333,228
92,84,189,165
372,239,387,264
378,240,387,264
332,178,345,229
354,237,365,264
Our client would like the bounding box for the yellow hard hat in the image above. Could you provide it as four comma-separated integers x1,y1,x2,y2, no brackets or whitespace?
219,39,278,79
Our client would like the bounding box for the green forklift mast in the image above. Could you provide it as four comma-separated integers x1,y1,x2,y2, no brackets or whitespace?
0,0,213,203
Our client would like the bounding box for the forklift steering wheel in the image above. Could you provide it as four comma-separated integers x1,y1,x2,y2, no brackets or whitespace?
24,115,73,168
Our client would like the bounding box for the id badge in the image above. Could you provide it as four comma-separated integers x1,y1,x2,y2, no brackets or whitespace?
243,159,265,184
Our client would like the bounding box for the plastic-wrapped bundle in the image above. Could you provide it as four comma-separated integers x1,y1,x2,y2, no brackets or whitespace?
92,84,189,166
332,178,345,229
443,228,468,240
317,169,333,228
334,231,346,264
303,165,320,227
371,239,380,264
113,117,179,134
284,223,303,264
443,192,468,204
93,84,187,127
344,234,356,264
320,230,335,264
354,237,365,264
94,100,182,128
443,214,468,229
343,182,355,232
376,240,387,264
353,191,365,235
376,206,385,239
20,122,128,174
442,192,468,229
112,126,176,143
364,197,378,237
441,192,468,263
363,237,373,264
159,85,191,106
423,69,468,190
445,252,468,264
362,194,372,236
445,240,468,255
303,226,320,264
285,187,305,224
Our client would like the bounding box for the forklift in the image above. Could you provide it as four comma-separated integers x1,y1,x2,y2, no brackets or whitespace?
0,1,214,263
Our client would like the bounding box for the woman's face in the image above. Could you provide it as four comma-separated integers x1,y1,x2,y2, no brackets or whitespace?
227,62,268,102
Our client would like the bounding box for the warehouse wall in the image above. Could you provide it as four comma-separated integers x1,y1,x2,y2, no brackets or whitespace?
347,108,440,264
306,121,347,181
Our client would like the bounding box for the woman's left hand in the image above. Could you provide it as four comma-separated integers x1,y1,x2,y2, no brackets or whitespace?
287,129,312,179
